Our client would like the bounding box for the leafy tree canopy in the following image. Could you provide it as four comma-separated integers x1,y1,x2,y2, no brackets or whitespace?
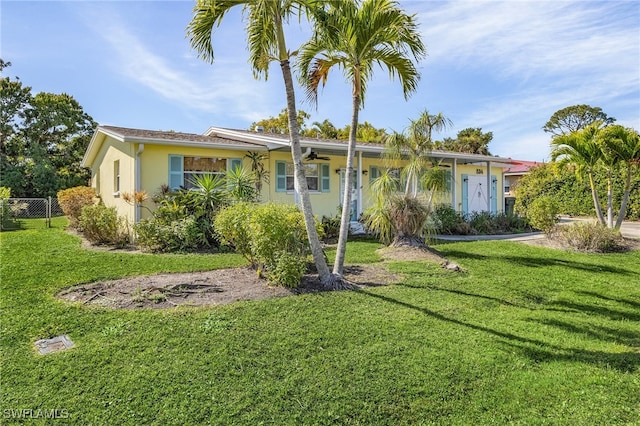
436,127,492,155
543,104,615,137
0,59,97,197
249,108,311,134
251,111,387,142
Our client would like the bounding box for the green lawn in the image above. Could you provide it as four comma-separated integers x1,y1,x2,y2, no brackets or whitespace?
1,223,639,425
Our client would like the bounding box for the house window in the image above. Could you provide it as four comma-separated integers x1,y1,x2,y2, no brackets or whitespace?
276,161,329,192
113,160,120,193
168,155,242,190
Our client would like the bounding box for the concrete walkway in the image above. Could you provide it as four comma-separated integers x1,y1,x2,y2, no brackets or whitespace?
434,217,640,242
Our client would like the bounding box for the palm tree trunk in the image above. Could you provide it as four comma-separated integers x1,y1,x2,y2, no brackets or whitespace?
588,172,606,225
279,59,332,282
333,92,360,277
615,167,632,229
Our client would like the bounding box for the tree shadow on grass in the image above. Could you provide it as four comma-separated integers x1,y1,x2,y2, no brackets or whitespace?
357,289,639,373
574,290,640,310
442,250,635,275
548,300,640,322
530,318,640,348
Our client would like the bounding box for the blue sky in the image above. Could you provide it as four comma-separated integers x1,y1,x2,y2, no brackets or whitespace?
2,0,638,161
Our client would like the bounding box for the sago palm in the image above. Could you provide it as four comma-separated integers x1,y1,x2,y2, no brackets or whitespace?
298,0,425,276
187,0,334,284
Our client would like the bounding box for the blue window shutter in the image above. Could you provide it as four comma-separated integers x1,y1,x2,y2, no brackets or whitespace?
369,166,380,183
276,161,286,192
229,158,242,172
491,175,498,213
168,155,183,190
461,174,469,215
321,164,330,192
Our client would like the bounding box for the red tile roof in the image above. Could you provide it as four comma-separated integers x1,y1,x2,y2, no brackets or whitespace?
504,160,543,174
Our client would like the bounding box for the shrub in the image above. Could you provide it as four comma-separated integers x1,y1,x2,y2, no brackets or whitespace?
57,186,96,229
134,216,203,253
526,196,559,234
214,202,255,263
133,184,223,252
79,204,130,246
215,203,319,287
321,208,343,241
431,204,466,235
1,187,13,230
558,222,624,252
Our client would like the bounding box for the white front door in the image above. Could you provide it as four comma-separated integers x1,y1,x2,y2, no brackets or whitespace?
467,175,488,214
340,169,358,221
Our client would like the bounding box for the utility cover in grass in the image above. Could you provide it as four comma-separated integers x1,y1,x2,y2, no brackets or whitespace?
34,335,74,355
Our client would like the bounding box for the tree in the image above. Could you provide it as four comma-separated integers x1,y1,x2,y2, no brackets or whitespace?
365,110,451,246
305,119,338,139
0,60,96,197
336,121,387,142
599,125,640,228
250,108,310,134
543,104,615,137
551,124,606,225
384,110,452,196
437,127,492,155
187,0,335,286
299,0,425,278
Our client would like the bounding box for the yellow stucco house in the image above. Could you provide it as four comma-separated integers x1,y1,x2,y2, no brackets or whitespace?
81,125,512,224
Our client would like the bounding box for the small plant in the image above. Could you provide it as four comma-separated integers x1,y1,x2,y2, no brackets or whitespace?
57,186,96,229
558,222,624,252
79,204,130,246
526,196,559,234
321,208,343,242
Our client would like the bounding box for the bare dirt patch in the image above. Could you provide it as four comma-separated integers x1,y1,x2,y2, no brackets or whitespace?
377,245,448,263
58,264,402,310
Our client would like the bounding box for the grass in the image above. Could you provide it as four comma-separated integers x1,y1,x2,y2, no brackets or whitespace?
1,221,639,424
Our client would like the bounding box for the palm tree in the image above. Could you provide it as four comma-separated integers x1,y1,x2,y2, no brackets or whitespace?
384,110,452,196
299,0,425,277
187,0,334,284
366,110,451,246
599,125,640,228
551,123,606,225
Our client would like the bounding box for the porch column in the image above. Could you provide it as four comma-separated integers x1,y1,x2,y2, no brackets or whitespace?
357,151,363,219
486,160,492,213
452,158,457,211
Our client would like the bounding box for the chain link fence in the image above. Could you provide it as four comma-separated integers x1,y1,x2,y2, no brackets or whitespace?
1,197,64,230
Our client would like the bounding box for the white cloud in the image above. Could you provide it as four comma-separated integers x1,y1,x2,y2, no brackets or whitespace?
75,4,283,125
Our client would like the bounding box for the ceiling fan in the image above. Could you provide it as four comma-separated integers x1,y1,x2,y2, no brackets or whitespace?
307,150,330,161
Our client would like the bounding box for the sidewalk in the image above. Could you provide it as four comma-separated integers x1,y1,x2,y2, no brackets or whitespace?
434,217,640,242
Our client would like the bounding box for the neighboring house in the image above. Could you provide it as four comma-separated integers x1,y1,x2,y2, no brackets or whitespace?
503,160,543,214
81,125,513,223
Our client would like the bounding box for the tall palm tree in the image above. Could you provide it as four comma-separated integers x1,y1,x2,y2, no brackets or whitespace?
187,0,334,284
384,110,452,197
599,125,640,228
551,123,606,225
299,0,425,277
